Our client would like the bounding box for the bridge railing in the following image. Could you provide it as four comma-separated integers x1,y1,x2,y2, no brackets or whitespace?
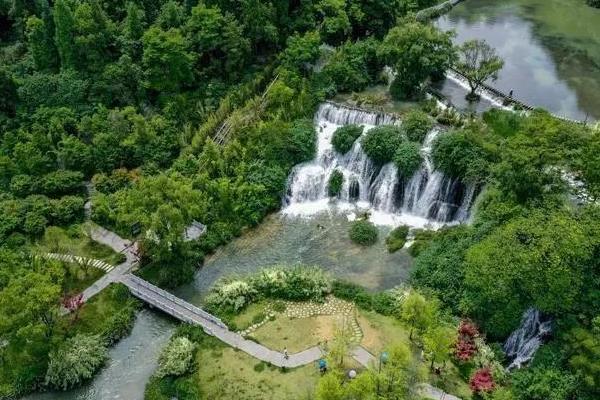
123,274,227,329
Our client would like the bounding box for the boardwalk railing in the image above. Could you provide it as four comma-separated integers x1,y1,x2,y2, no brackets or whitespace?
122,274,227,330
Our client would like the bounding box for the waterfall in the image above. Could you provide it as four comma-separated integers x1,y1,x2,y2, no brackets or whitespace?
283,102,478,227
503,308,552,370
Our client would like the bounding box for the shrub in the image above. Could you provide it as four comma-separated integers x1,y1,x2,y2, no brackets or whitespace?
402,110,433,142
41,170,84,197
328,170,344,197
407,229,436,257
204,278,258,313
361,125,405,164
332,125,364,154
331,280,404,315
349,219,378,245
272,301,286,313
45,334,108,390
386,225,409,253
253,362,266,372
155,337,196,378
393,142,422,177
50,196,85,225
252,266,331,302
587,0,600,8
482,108,523,137
431,129,490,182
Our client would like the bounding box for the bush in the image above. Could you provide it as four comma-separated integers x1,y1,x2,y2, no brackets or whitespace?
45,334,108,390
50,196,85,225
205,266,332,313
41,170,84,197
587,0,600,8
386,225,409,253
328,170,344,197
393,141,422,177
155,337,196,379
431,129,490,182
482,108,523,137
361,125,405,164
331,280,402,315
204,278,258,313
402,110,433,142
407,229,436,257
252,266,331,302
349,219,378,245
332,125,363,154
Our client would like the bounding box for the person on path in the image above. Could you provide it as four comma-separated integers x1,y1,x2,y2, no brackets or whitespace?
283,347,289,360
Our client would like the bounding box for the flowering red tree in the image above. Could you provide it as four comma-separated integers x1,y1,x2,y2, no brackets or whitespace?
469,368,495,393
62,293,84,322
455,320,479,361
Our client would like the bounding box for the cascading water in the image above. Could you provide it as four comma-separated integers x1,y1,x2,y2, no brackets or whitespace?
503,308,552,370
283,102,478,227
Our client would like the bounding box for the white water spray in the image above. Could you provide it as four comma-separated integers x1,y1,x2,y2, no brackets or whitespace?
503,308,552,370
283,102,478,228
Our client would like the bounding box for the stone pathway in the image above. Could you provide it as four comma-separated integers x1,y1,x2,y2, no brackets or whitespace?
59,223,460,399
39,253,115,272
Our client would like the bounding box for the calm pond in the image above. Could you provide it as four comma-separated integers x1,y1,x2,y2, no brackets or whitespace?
437,0,600,121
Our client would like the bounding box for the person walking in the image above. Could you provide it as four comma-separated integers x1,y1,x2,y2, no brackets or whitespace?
283,347,289,360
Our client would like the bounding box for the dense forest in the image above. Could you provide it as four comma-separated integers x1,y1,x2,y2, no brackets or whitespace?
1,0,599,398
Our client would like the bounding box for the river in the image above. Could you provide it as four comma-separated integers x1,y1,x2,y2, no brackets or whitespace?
436,0,600,121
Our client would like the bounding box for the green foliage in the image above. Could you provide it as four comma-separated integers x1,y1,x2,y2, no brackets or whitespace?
379,19,456,99
155,337,197,378
587,0,600,8
455,40,504,98
432,128,491,183
402,109,433,142
328,170,344,197
205,266,332,314
511,367,577,400
393,141,422,177
349,219,378,245
482,109,523,138
386,225,409,253
45,334,108,390
463,211,591,338
400,289,438,339
361,125,405,164
142,27,193,93
332,124,364,154
331,280,400,315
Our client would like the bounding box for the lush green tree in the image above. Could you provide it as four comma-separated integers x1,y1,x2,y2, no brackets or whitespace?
432,127,491,183
580,131,600,201
455,39,504,100
564,325,600,398
349,219,378,245
361,125,405,164
142,27,193,93
53,0,77,69
279,31,322,75
332,124,363,154
400,289,437,339
156,0,185,29
423,324,455,370
321,38,383,93
0,68,17,117
184,3,250,81
463,211,591,338
45,334,108,390
393,141,422,177
26,16,58,71
316,0,351,45
511,367,577,400
379,20,456,99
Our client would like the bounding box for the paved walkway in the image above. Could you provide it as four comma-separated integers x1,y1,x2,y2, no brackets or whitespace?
56,224,459,399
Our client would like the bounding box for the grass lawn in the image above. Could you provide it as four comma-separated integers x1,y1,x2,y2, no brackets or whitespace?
231,301,269,330
62,263,105,295
37,223,126,265
250,313,350,353
195,343,320,400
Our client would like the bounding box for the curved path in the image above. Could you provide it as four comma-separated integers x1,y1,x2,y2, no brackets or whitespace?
57,223,459,399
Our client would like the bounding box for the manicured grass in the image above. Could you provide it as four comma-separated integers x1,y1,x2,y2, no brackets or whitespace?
194,345,320,399
250,314,348,353
231,301,269,330
37,224,126,265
